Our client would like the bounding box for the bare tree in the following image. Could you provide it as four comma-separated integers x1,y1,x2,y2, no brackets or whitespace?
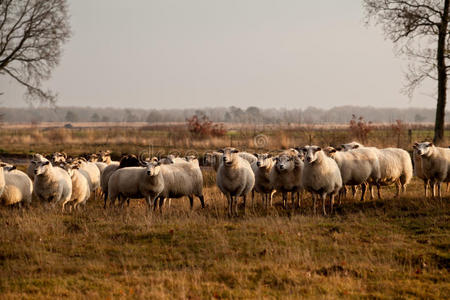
0,0,71,104
364,0,449,144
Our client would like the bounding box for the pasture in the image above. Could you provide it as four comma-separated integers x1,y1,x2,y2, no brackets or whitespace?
0,124,448,299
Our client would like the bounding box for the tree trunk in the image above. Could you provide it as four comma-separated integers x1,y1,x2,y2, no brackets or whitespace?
434,0,450,145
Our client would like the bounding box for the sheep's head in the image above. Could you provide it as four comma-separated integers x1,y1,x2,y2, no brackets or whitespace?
52,152,67,164
340,142,362,152
255,153,272,168
88,153,99,162
62,163,79,178
323,146,337,158
143,159,161,176
34,160,51,175
414,142,433,157
300,145,322,164
119,154,140,168
218,147,239,167
184,155,197,162
274,154,297,172
99,150,112,163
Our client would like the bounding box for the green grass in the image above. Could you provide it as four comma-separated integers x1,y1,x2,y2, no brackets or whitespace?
0,180,448,299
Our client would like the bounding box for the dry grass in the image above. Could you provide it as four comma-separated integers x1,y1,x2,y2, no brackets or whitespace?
0,177,448,299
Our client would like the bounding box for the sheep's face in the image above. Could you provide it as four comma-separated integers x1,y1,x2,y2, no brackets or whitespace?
340,142,361,152
62,163,79,178
34,160,51,175
219,148,239,167
255,153,272,168
302,146,322,164
88,154,99,162
98,151,112,163
414,142,433,157
52,152,66,163
185,155,197,162
274,154,296,172
323,146,337,158
145,162,161,176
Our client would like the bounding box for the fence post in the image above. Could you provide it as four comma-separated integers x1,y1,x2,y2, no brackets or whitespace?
408,129,412,145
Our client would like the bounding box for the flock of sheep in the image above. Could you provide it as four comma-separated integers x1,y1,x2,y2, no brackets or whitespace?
0,141,449,216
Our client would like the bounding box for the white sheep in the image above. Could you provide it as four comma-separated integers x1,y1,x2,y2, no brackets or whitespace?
413,142,450,198
100,154,141,208
156,157,205,211
216,147,255,216
33,158,72,208
269,149,303,209
412,144,431,197
300,145,342,215
107,160,164,209
341,143,413,199
61,163,91,211
74,159,101,196
252,153,276,207
0,163,33,207
324,146,381,202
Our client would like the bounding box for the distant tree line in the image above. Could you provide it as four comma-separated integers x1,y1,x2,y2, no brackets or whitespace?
0,105,446,124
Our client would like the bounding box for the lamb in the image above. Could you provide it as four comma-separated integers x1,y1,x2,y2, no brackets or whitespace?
340,142,413,198
0,163,33,206
155,158,205,211
216,147,255,216
61,163,91,211
269,149,303,209
33,158,72,208
323,146,381,202
100,154,141,208
107,159,164,209
300,145,342,215
252,153,276,207
26,153,46,179
413,142,450,198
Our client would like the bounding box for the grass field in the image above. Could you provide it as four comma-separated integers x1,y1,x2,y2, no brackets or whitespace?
0,124,449,298
0,176,448,299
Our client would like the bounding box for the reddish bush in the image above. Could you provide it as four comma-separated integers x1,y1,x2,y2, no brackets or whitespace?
186,115,226,138
349,115,373,144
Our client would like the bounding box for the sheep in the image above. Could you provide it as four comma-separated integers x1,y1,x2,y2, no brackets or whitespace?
412,145,431,197
107,160,164,209
205,151,257,172
73,159,101,196
340,143,413,198
100,154,141,208
33,158,72,208
26,153,46,179
340,141,364,152
61,163,91,211
269,149,303,209
51,152,67,165
0,162,33,207
323,146,381,202
413,142,450,198
300,145,342,215
216,147,255,216
98,150,117,165
155,158,205,211
252,153,276,207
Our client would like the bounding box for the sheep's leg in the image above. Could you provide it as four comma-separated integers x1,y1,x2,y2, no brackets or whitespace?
297,191,301,209
446,182,450,193
321,193,327,216
251,189,255,209
369,184,375,200
270,190,276,207
103,192,108,209
153,197,159,211
352,185,357,199
198,195,205,208
395,181,401,198
145,195,152,209
234,196,239,216
188,195,194,210
330,194,335,214
377,184,382,199
242,195,247,215
424,180,429,198
227,194,232,217
312,193,317,215
158,197,165,213
437,182,442,199
360,183,367,202
431,180,436,198
282,192,287,209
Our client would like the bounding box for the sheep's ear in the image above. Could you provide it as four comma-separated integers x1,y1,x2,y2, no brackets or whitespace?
267,153,272,158
43,161,50,166
231,149,239,154
62,152,67,159
329,148,336,154
0,162,6,167
253,153,259,157
429,142,433,147
217,149,224,153
9,166,17,171
315,147,322,152
352,144,359,149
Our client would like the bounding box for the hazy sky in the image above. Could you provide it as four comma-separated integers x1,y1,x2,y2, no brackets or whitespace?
0,0,437,109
